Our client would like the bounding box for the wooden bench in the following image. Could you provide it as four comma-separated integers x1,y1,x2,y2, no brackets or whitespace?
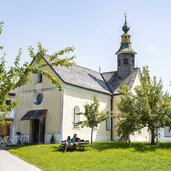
59,140,89,151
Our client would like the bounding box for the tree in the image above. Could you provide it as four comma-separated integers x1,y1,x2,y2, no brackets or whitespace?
74,96,110,147
117,66,171,145
0,22,75,126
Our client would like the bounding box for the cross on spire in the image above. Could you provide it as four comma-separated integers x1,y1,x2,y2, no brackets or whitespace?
124,13,127,24
122,13,130,34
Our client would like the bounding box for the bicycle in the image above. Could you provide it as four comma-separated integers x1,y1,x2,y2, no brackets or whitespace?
0,135,12,148
16,132,29,146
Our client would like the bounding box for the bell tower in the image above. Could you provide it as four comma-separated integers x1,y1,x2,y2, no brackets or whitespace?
116,14,137,79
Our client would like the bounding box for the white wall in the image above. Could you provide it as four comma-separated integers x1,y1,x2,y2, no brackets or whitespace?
157,128,171,142
62,84,111,142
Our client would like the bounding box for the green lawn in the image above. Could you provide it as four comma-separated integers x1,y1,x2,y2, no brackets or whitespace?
7,142,171,171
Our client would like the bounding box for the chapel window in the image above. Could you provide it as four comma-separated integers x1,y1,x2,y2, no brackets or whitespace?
34,93,43,105
123,58,128,64
36,74,42,83
73,106,80,128
106,117,111,131
164,127,171,137
137,129,142,134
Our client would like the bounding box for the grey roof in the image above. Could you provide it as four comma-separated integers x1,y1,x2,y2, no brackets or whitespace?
116,42,137,55
52,64,112,94
43,57,139,95
102,68,140,94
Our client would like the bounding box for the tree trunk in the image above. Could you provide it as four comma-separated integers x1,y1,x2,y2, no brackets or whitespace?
151,128,156,145
156,129,159,145
91,127,94,147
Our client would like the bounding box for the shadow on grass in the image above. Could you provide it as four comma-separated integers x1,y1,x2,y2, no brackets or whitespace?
52,145,89,153
92,141,171,152
6,145,28,150
5,144,42,151
6,142,171,153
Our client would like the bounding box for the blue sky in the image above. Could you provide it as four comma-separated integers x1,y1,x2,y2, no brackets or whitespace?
0,0,171,91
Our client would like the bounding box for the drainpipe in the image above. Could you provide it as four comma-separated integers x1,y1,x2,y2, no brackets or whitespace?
111,95,113,141
60,91,64,142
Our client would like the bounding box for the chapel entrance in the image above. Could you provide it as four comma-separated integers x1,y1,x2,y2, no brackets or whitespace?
21,109,47,144
30,116,46,144
31,119,39,144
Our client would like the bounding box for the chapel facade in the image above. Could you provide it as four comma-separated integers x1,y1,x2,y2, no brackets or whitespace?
13,16,149,144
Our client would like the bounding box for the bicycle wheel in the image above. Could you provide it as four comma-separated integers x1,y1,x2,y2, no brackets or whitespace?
6,138,12,146
23,137,28,145
17,139,21,146
0,139,6,148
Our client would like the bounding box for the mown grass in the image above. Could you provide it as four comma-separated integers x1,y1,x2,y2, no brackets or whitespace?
7,142,171,171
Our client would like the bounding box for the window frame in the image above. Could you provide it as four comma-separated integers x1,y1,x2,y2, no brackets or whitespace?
73,106,80,129
123,58,128,64
36,74,43,83
33,93,43,105
164,127,171,137
106,117,111,131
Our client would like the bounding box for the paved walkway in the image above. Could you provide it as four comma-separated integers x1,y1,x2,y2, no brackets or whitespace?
0,149,42,171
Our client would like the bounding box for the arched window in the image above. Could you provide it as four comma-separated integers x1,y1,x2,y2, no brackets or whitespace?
106,117,111,131
73,106,80,128
137,129,142,134
123,58,128,64
164,127,171,137
37,74,42,83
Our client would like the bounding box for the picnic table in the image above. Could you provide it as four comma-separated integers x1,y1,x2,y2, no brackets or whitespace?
59,139,89,151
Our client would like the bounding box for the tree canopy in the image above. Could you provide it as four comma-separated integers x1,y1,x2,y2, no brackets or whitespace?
0,22,75,126
117,67,171,144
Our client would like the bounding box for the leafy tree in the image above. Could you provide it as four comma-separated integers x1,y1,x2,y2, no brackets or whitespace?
74,96,110,147
117,67,171,145
0,22,75,126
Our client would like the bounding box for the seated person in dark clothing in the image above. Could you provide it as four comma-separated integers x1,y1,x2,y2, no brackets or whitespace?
71,134,80,148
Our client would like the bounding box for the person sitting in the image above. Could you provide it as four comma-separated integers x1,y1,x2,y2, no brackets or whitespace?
71,134,80,149
64,136,72,152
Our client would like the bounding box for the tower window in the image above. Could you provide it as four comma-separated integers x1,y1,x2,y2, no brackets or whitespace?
123,58,128,64
131,54,134,57
118,59,121,66
132,59,134,66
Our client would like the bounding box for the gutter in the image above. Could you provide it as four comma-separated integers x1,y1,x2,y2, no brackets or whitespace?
111,95,113,141
60,91,64,142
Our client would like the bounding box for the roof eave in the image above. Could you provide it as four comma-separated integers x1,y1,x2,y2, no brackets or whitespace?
64,82,112,95
115,50,137,55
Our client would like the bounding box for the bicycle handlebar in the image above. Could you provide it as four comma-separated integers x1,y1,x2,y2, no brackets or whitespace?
16,132,21,135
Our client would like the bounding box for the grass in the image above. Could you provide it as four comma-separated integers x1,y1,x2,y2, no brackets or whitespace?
7,142,171,171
